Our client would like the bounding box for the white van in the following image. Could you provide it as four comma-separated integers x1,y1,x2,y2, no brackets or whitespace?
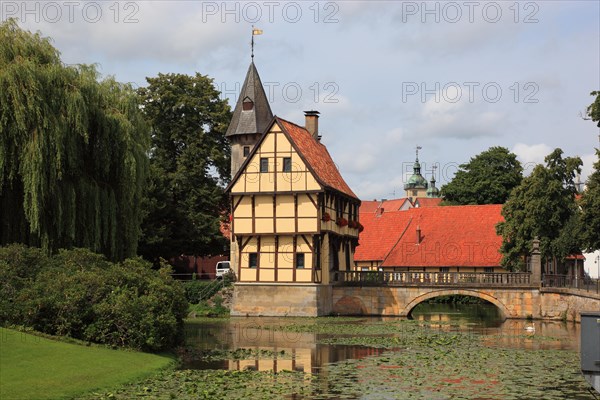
215,261,232,279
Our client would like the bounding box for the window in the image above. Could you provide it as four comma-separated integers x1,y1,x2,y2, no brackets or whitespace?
260,158,268,173
296,253,305,269
484,267,494,273
439,267,450,273
243,146,250,157
242,97,254,111
249,253,258,268
283,157,292,172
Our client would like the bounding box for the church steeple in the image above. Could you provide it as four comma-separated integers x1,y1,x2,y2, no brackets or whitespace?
404,146,428,200
426,166,440,198
226,62,273,138
226,61,273,176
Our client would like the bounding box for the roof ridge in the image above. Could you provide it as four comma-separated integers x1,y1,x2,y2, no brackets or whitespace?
277,117,358,199
275,116,324,144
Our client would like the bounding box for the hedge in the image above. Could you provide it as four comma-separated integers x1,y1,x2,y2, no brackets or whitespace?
0,245,188,351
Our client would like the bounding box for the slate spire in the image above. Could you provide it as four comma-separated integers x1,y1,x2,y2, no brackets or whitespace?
225,62,273,137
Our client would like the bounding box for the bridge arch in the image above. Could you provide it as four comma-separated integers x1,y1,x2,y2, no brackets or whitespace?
401,289,510,321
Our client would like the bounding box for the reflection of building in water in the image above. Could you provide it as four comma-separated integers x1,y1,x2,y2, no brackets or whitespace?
224,321,384,373
479,319,580,351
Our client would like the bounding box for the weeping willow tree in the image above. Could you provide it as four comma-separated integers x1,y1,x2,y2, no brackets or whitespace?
0,20,149,260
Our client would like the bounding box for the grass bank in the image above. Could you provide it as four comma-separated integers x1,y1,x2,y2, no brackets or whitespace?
0,328,174,400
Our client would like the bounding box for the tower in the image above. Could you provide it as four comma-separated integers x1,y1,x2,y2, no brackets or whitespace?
426,172,440,198
226,62,273,177
404,146,428,200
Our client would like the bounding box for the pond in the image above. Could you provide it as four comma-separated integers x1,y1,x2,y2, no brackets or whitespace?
97,303,596,399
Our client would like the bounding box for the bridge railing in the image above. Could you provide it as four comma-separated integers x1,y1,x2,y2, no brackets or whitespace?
542,274,600,294
333,271,532,287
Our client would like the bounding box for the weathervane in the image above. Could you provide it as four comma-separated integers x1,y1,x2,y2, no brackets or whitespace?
251,26,263,60
431,164,438,179
416,145,422,161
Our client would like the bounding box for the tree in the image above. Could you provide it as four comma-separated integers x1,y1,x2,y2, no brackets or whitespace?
580,152,600,252
0,20,149,260
137,73,231,262
496,149,582,270
579,92,600,251
441,146,522,205
586,91,600,126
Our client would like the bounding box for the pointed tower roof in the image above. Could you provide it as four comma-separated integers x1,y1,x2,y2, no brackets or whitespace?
225,62,273,137
426,173,440,198
404,155,428,190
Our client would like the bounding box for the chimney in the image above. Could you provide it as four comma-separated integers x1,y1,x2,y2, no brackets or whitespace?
377,207,384,217
304,110,320,139
416,225,422,244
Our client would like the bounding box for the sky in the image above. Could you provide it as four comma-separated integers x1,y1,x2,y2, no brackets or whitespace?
3,0,599,200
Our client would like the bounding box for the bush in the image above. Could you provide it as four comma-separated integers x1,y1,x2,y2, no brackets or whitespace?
182,273,234,304
0,245,50,324
182,280,222,304
0,245,187,351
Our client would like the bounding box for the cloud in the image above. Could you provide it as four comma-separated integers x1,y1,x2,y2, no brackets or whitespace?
581,153,597,182
512,143,553,175
408,86,506,139
14,2,244,67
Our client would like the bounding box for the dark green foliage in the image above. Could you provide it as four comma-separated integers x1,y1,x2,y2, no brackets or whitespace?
0,244,49,322
182,276,232,304
188,298,230,317
496,149,582,270
424,295,486,304
0,244,187,351
587,91,600,127
0,20,149,260
580,149,600,251
441,147,523,205
137,73,232,262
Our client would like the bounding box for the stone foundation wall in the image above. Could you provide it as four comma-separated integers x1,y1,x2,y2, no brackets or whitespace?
331,286,537,320
538,289,600,322
231,283,599,321
231,283,333,317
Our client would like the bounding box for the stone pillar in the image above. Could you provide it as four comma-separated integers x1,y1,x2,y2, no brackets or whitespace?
531,237,542,286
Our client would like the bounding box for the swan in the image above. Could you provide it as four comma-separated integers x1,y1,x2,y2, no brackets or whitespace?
525,322,536,333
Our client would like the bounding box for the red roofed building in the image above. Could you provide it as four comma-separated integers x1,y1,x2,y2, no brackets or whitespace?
225,62,361,316
227,112,361,286
355,204,507,273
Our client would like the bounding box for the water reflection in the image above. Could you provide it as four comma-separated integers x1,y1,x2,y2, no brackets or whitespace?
412,303,581,351
182,318,386,371
172,308,596,399
183,304,581,372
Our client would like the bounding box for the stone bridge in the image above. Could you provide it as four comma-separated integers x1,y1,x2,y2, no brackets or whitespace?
330,271,600,322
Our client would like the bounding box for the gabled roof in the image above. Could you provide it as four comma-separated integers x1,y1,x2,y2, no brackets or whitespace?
278,118,358,200
415,198,443,208
226,116,359,200
225,62,273,137
359,200,381,214
355,205,504,267
355,210,414,261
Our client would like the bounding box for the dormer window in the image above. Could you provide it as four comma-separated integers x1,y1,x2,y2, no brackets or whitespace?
242,96,254,111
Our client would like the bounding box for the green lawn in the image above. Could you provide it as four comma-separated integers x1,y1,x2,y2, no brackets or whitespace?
0,328,174,400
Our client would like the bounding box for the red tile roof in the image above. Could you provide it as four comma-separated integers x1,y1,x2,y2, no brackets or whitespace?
355,205,504,267
381,198,412,211
360,200,381,213
355,210,415,261
278,118,358,199
415,198,443,207
359,198,415,215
